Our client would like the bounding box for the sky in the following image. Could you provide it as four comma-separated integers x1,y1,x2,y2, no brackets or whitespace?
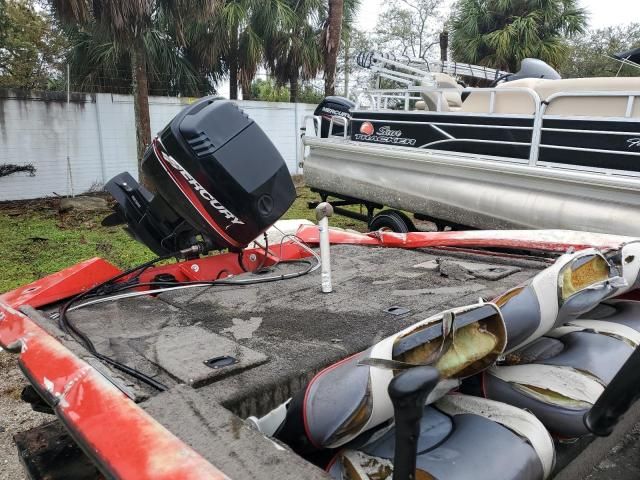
356,0,640,32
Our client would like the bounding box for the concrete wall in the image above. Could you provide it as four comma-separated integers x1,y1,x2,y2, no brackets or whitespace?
0,90,315,200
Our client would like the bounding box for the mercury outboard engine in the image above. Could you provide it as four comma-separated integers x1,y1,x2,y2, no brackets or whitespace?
314,96,355,138
104,97,296,256
506,58,561,81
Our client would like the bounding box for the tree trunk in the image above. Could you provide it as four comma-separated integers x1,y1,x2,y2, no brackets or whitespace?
343,34,350,97
131,38,152,189
289,75,298,103
229,26,239,100
439,31,448,63
241,75,253,100
324,0,344,96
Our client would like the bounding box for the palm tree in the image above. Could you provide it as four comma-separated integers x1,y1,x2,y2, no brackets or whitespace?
211,0,292,99
320,0,360,96
322,0,343,96
333,0,360,97
449,0,587,73
50,0,218,186
239,0,294,99
264,0,323,103
64,18,221,97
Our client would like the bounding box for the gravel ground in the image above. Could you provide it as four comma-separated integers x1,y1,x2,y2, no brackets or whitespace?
586,423,640,480
0,349,50,480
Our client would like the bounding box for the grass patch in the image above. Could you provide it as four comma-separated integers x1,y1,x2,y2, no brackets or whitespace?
0,186,367,293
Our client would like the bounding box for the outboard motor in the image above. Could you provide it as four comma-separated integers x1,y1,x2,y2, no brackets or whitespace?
104,96,296,256
506,58,561,81
314,96,355,138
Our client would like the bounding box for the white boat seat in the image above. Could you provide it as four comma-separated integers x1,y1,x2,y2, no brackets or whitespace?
415,98,462,112
420,73,463,112
461,76,640,117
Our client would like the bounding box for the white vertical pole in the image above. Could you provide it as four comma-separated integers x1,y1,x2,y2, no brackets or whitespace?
293,101,300,175
315,202,334,293
66,63,75,197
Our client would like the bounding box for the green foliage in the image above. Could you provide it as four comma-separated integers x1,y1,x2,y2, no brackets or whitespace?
0,0,67,90
209,0,295,98
449,0,588,72
49,0,227,98
297,84,325,104
559,24,640,78
251,78,291,101
250,78,324,103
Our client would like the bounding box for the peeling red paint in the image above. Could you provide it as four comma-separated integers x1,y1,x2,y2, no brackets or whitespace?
295,226,633,253
0,258,122,309
0,302,229,479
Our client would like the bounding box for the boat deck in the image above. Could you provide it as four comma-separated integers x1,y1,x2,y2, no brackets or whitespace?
20,244,635,478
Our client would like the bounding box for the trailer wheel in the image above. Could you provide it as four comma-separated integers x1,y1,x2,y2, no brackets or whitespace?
368,210,415,233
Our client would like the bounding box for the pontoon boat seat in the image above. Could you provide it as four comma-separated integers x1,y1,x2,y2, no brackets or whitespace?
328,394,555,480
419,73,463,112
483,299,640,438
461,77,640,117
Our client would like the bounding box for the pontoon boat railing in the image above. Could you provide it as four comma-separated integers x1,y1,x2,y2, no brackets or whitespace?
532,91,640,168
300,115,321,167
356,86,541,115
318,89,640,175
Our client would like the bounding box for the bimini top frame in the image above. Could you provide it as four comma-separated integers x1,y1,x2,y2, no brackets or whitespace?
356,51,510,86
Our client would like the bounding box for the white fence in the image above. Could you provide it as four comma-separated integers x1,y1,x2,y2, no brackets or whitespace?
0,90,315,201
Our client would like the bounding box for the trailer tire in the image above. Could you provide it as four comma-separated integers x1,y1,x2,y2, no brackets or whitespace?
368,210,415,233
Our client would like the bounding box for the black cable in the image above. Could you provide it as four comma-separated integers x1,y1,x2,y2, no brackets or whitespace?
237,251,248,272
237,233,269,274
93,258,317,294
57,253,175,391
57,250,317,391
254,233,269,272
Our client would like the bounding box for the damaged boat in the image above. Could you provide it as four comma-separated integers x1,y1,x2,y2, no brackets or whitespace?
3,98,640,479
303,53,640,235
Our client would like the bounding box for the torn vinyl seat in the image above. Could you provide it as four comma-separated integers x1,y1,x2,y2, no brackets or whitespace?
250,302,506,453
580,298,640,328
250,249,624,456
492,248,622,353
327,394,555,480
483,299,640,438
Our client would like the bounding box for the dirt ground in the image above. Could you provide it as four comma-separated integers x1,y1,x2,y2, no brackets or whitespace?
0,350,50,480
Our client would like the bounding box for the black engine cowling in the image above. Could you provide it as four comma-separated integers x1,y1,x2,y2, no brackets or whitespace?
314,96,355,138
104,96,296,256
